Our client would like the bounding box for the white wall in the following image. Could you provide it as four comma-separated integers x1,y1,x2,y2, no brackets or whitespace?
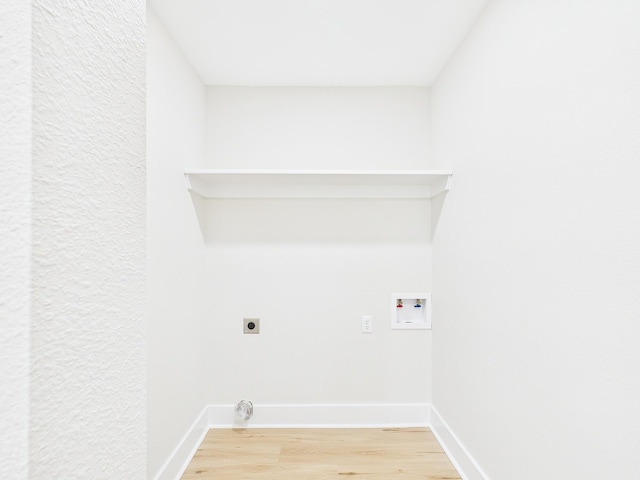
29,1,147,478
430,1,640,478
204,87,432,406
206,87,430,170
0,1,31,478
146,8,208,478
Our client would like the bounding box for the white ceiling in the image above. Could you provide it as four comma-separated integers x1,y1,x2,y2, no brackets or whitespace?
148,0,488,86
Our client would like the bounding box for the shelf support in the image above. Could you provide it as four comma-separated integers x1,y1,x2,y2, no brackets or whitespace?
429,174,452,198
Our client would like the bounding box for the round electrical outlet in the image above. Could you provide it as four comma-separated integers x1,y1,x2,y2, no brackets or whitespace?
243,318,260,334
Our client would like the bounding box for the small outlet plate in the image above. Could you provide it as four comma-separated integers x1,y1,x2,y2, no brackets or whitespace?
361,315,373,333
243,318,260,334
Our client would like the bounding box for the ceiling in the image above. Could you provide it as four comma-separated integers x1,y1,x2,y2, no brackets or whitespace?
148,0,488,86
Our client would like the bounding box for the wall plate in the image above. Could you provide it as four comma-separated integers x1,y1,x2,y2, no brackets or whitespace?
243,318,260,334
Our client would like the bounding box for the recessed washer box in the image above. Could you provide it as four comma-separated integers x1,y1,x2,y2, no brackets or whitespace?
391,293,431,330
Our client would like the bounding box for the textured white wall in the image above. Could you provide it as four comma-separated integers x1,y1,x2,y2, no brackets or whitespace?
204,88,432,405
29,1,147,478
146,8,208,478
0,1,31,478
430,1,640,478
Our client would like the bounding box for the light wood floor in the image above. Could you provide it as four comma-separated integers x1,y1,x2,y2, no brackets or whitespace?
181,428,461,479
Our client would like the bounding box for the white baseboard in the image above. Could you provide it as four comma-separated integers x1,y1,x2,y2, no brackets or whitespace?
429,405,489,480
152,406,209,480
154,403,489,480
208,403,430,428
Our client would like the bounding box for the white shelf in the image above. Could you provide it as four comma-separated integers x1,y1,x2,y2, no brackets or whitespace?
184,169,452,199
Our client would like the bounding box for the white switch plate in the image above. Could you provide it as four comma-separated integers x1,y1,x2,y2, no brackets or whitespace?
361,315,373,333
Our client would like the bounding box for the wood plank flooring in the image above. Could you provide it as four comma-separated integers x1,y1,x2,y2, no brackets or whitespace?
181,428,461,479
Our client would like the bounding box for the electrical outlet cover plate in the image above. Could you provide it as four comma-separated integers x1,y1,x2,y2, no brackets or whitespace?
243,318,260,334
391,293,431,330
362,315,373,333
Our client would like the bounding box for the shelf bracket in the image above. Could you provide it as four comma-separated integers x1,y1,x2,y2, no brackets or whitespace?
429,174,452,198
184,173,210,197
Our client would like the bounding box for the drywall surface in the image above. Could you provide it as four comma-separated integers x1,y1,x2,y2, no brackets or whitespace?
206,86,430,169
146,8,208,478
430,1,640,478
0,1,30,478
29,1,146,478
204,87,432,405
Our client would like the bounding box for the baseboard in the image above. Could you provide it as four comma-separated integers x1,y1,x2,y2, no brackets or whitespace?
208,403,430,428
152,406,209,480
429,405,489,480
